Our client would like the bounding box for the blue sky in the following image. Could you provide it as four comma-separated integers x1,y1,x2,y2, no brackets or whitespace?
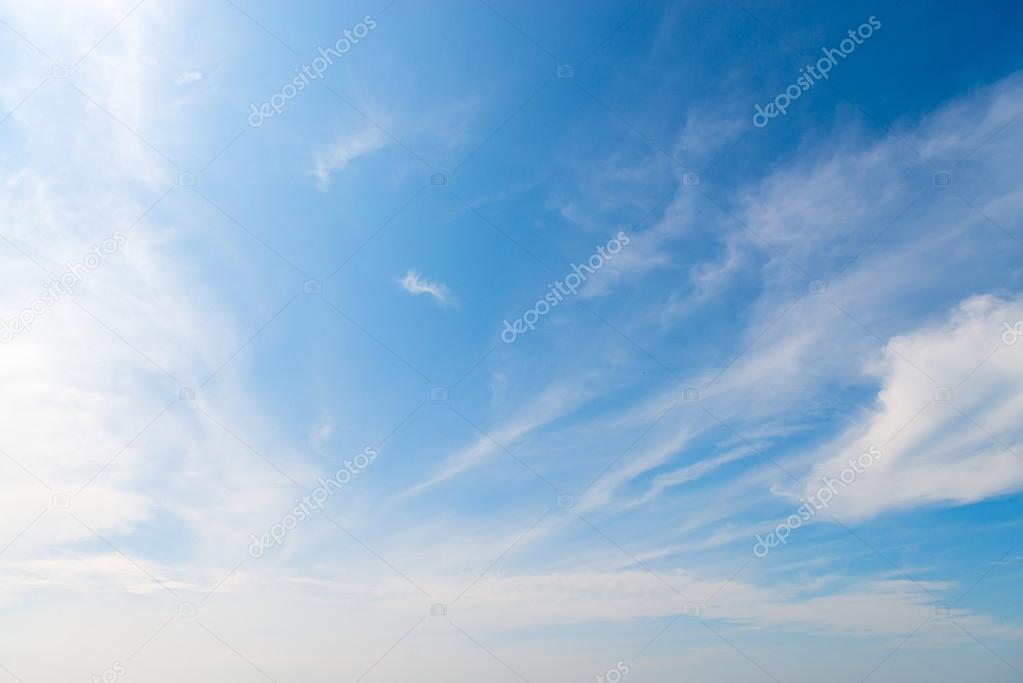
1,1,1023,681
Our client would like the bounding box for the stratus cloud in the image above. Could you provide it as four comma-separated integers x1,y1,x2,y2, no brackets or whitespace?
396,269,457,306
803,294,1023,521
6,552,1017,646
310,128,388,190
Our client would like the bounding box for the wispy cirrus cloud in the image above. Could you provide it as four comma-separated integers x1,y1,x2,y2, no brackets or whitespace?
3,2,1023,680
396,268,457,306
310,127,388,191
174,70,202,86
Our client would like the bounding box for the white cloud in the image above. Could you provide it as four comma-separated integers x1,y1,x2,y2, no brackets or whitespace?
429,71,1023,574
399,381,594,498
1,4,1021,679
396,269,457,306
0,0,313,589
803,294,1023,521
310,128,388,190
174,70,202,85
309,418,333,448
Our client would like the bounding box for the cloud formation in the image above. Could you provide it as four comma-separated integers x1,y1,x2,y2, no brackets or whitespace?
396,269,457,306
310,128,388,190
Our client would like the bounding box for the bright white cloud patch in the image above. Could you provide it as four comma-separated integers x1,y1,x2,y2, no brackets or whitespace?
396,269,457,306
806,294,1023,520
310,128,388,190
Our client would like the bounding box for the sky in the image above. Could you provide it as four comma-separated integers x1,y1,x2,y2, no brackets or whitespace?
1,0,1022,681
